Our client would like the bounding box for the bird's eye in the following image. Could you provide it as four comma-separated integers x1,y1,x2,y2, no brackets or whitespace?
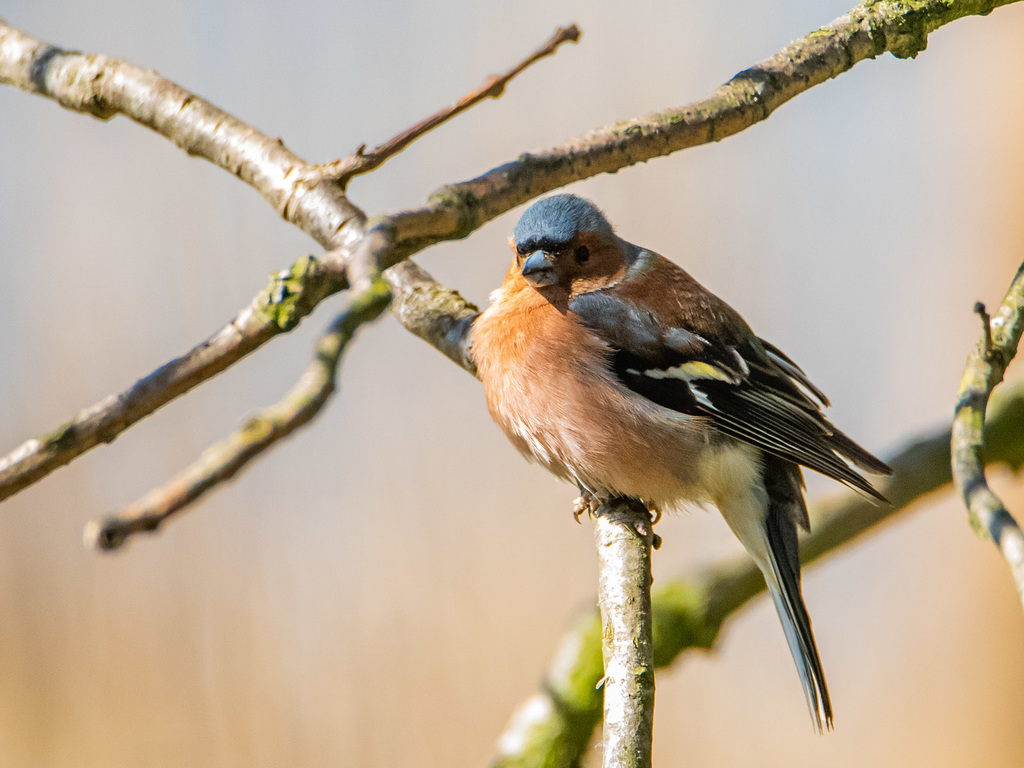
574,245,590,264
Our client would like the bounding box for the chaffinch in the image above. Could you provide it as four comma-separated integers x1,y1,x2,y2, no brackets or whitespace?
470,194,891,732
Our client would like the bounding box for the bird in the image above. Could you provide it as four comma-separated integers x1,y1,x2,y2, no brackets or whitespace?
469,193,891,732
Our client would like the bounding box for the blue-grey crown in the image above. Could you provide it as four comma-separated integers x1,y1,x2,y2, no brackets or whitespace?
512,194,613,252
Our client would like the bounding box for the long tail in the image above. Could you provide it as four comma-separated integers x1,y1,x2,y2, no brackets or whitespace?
715,451,834,731
762,456,832,732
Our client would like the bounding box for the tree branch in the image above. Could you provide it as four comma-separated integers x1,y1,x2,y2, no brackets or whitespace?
384,261,480,376
594,500,656,768
82,278,391,551
490,383,1024,768
952,266,1024,610
0,18,361,247
0,252,349,503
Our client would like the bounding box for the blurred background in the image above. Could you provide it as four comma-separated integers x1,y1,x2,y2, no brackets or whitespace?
1,1,1023,766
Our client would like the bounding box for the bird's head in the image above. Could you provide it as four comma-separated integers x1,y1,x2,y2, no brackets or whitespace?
510,194,628,296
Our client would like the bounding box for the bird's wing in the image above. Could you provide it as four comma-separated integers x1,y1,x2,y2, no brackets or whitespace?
568,257,890,506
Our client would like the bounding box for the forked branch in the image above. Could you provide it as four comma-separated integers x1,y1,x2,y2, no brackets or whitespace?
84,279,391,551
952,265,1024,609
0,252,349,503
0,21,569,502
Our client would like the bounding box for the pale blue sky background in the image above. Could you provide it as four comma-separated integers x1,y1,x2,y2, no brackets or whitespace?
1,2,1022,766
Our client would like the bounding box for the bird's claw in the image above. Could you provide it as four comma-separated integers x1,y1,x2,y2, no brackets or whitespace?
646,504,663,549
572,492,603,523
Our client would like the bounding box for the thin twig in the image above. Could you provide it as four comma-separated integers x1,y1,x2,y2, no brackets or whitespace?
594,499,655,768
974,301,996,360
953,264,1024,611
84,278,391,551
312,25,581,186
490,383,1024,767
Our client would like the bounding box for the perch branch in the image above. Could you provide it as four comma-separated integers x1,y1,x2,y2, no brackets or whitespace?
490,383,1024,768
311,25,581,186
594,499,656,768
952,265,1024,610
1,0,1019,505
83,278,391,551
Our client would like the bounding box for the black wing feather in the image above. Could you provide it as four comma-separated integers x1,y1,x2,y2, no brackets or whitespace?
570,290,891,501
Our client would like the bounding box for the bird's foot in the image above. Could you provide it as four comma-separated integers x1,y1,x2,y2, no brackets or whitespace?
572,491,603,523
573,494,663,548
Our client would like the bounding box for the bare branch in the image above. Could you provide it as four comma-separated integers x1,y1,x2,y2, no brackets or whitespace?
594,499,656,768
0,247,481,510
82,278,390,551
491,384,1024,767
952,266,1024,610
0,253,348,503
312,25,581,186
0,19,361,247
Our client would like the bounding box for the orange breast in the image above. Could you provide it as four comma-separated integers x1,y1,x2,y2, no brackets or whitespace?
470,280,712,508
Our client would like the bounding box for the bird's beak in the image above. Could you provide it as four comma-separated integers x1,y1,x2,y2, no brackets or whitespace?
521,251,557,287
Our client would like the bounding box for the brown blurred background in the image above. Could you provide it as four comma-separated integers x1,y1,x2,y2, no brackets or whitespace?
1,1,1023,766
